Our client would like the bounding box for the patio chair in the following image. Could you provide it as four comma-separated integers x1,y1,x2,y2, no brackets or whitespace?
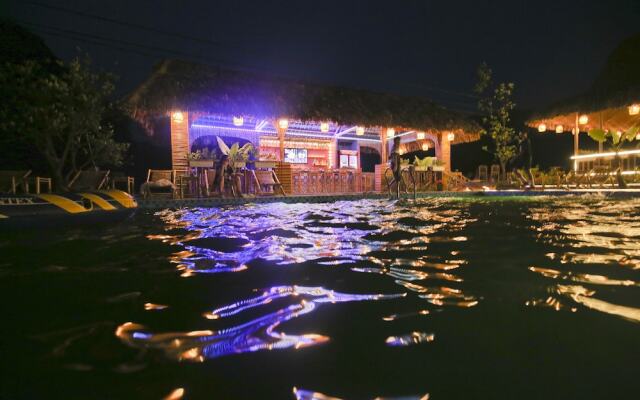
204,168,218,196
141,169,175,199
109,171,135,194
490,164,501,182
69,169,110,191
476,165,488,181
0,170,31,194
252,170,286,196
174,168,199,198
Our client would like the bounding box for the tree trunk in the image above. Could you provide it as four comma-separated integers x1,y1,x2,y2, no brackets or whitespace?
614,155,627,188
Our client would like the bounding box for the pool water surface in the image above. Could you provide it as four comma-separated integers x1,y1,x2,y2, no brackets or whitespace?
1,197,639,399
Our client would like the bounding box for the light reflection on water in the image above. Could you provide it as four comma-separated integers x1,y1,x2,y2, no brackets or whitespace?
6,196,640,397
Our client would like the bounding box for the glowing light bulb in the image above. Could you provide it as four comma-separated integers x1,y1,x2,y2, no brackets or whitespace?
579,114,589,125
387,128,395,138
422,143,429,151
172,112,184,123
629,104,640,116
538,123,547,132
398,149,404,155
355,126,365,136
320,122,329,133
555,125,563,133
278,118,289,129
447,132,455,141
416,131,425,140
233,116,243,126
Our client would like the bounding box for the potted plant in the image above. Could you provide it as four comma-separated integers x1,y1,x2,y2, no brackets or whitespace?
413,156,433,171
216,137,254,170
432,159,445,171
187,148,216,168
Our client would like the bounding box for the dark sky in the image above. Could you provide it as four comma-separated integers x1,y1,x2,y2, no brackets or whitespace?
5,0,640,113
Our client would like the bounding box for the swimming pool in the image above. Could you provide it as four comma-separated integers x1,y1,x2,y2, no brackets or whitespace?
1,196,638,399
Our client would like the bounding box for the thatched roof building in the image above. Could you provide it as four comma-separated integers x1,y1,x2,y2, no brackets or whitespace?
127,59,480,142
527,33,640,133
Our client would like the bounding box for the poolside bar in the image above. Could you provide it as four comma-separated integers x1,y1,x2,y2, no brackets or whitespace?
130,60,479,196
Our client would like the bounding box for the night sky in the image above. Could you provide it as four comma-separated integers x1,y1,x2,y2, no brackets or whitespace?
4,0,640,113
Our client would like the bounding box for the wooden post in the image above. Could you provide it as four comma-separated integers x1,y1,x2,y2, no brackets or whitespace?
574,113,579,171
276,124,286,161
380,128,388,164
170,111,190,170
441,131,452,172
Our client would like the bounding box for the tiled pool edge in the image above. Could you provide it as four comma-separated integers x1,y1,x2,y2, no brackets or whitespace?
137,189,640,209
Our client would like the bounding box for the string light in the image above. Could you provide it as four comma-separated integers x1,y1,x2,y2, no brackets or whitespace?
320,122,329,133
538,123,547,132
555,125,564,133
278,118,289,129
422,143,429,151
447,132,455,141
172,112,184,123
355,126,365,136
416,131,425,140
579,114,589,125
233,116,243,126
629,104,640,116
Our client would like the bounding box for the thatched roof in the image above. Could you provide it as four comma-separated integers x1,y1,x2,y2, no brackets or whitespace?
127,59,480,142
527,33,640,130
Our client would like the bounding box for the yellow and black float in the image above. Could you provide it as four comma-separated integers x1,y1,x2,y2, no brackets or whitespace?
0,189,137,228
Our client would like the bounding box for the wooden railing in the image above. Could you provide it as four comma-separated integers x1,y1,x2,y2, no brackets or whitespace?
290,170,375,195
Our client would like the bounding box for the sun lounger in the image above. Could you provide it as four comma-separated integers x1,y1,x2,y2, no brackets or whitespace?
69,170,110,191
141,169,176,198
0,170,31,194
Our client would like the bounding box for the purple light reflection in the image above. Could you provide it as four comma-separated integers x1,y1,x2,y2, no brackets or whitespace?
116,286,405,361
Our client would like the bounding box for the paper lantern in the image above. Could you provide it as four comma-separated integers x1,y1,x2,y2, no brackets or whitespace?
629,104,640,116
555,125,563,133
579,114,589,125
233,116,243,126
416,131,425,140
386,128,395,138
538,123,547,132
172,112,184,123
320,122,329,133
447,132,455,141
278,118,289,129
356,126,365,136
422,143,429,151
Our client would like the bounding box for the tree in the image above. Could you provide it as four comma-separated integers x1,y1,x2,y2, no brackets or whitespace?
474,62,526,178
0,56,128,190
588,125,639,188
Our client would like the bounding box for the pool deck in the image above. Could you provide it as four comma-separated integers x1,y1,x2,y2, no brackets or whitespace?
136,188,640,209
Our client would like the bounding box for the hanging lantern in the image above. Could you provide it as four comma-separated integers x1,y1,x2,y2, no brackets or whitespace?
447,132,455,141
233,116,243,126
538,123,547,132
422,143,429,151
278,118,289,129
416,131,425,140
355,126,365,136
386,128,395,138
320,122,329,133
629,104,640,116
172,112,184,123
555,125,564,133
578,114,589,125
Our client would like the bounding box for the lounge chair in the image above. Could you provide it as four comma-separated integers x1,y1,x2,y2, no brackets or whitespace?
476,165,488,181
490,164,501,182
253,170,286,196
69,169,110,191
141,169,175,199
0,170,31,194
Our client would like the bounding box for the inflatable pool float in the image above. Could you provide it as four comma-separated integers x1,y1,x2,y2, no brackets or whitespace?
0,189,137,229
